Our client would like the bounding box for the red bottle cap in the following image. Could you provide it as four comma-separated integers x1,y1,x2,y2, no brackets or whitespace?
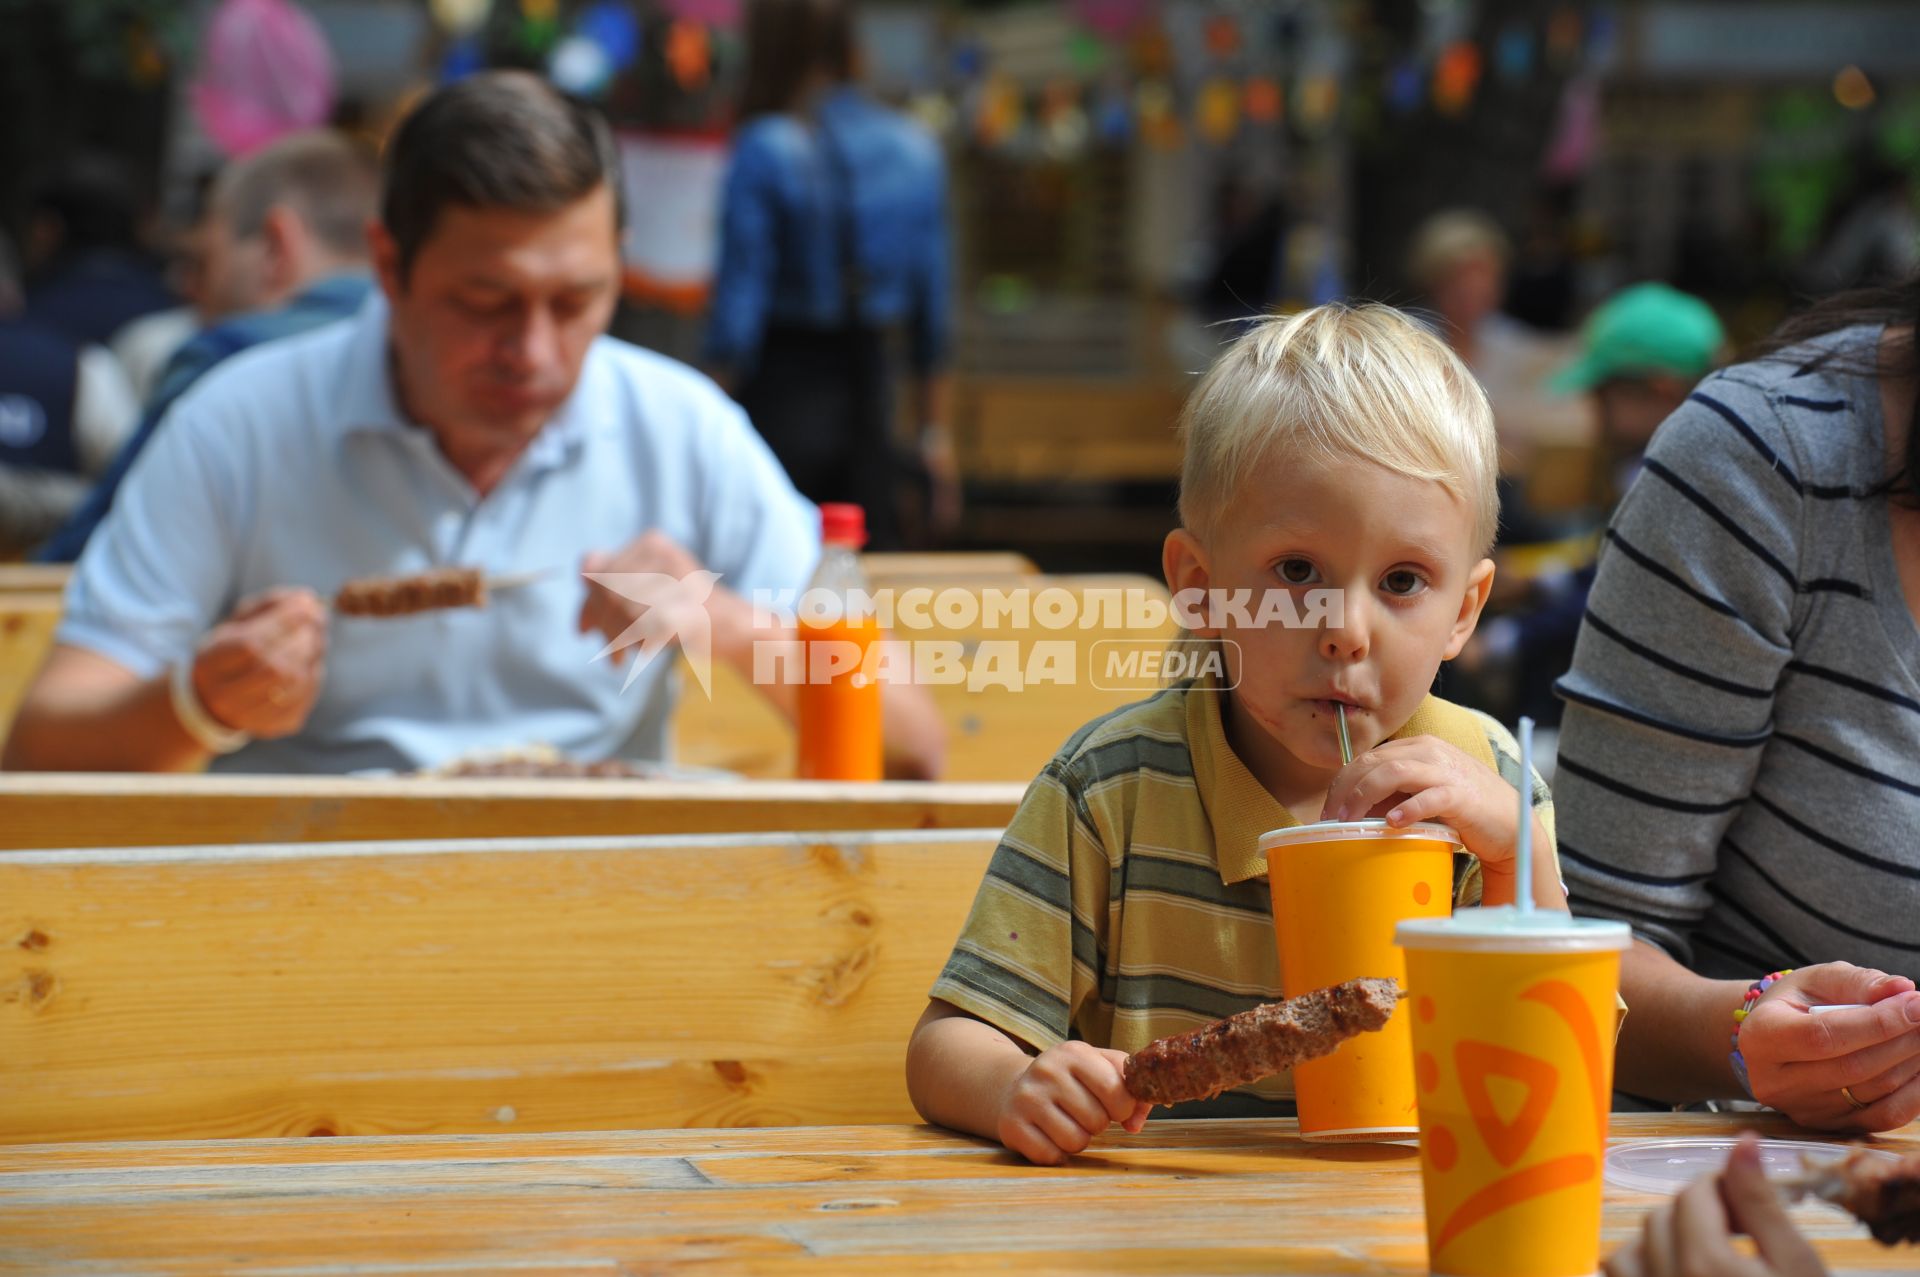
819,503,867,548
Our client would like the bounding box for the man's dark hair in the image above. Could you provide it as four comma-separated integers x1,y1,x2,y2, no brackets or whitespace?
381,71,624,278
30,151,143,255
216,130,379,258
739,0,855,120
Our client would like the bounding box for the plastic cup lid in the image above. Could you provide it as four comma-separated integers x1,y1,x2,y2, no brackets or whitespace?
1259,819,1462,853
1396,905,1632,952
1604,1137,1896,1195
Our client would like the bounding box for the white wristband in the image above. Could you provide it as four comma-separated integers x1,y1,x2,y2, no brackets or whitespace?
169,660,250,755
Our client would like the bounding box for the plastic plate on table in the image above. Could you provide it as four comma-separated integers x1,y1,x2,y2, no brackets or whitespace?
1604,1137,1899,1195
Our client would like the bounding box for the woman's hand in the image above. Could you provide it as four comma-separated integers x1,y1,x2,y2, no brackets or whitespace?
1604,1134,1828,1277
1737,963,1920,1132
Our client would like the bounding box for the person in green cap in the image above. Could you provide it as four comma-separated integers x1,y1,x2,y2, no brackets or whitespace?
1463,282,1725,727
1550,281,1726,504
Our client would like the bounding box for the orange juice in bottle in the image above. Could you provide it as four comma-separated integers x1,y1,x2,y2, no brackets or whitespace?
797,503,882,780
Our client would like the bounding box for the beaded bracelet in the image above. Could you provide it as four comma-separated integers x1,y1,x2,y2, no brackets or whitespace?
1728,969,1794,1098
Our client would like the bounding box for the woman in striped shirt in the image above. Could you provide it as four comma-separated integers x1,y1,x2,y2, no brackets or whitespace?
1557,274,1920,1133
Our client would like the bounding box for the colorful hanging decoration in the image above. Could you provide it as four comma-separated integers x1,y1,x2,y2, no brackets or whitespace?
660,0,741,27
1067,30,1109,77
1135,79,1181,149
1094,86,1133,145
1385,58,1423,115
1540,74,1600,180
1070,0,1153,41
576,1,641,72
951,39,986,83
517,0,559,56
429,0,490,36
1128,24,1173,79
440,33,485,82
1494,25,1533,83
191,0,337,157
1296,72,1339,134
549,36,612,95
1196,77,1240,145
973,74,1022,149
1204,13,1241,60
1431,40,1482,116
1243,76,1283,126
909,93,956,139
1545,6,1582,69
663,20,711,90
127,22,171,88
1041,82,1090,159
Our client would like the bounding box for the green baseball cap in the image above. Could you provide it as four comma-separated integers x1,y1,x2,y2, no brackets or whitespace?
1549,283,1725,394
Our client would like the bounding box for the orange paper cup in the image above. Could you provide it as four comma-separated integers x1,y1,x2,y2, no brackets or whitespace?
1262,820,1460,1141
1396,909,1631,1277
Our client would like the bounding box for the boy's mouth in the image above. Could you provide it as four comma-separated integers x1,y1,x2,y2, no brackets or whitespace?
1310,695,1367,715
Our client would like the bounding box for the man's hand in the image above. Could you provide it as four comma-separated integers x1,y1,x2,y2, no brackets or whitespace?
190,588,328,738
578,531,711,665
1604,1135,1828,1277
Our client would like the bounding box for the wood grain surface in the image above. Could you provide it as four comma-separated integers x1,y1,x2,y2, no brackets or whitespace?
0,774,1025,850
0,1113,1910,1273
2,830,999,1143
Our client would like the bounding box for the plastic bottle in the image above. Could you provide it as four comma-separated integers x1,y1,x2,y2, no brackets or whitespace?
796,503,883,780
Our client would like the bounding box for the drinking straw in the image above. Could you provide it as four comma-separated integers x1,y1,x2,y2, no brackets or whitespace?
1516,715,1535,912
1336,703,1353,767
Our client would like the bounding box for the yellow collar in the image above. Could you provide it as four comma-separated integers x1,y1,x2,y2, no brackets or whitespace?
1189,674,1470,885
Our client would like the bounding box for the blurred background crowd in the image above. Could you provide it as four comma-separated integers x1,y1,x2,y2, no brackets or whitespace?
2,0,1916,758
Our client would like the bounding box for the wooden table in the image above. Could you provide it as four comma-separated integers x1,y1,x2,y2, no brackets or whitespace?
3,1114,1911,1273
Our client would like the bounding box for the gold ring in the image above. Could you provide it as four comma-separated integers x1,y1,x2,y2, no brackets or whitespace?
1842,1085,1869,1111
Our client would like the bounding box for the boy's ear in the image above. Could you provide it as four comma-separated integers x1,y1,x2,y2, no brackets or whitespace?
1441,557,1497,660
1162,528,1217,637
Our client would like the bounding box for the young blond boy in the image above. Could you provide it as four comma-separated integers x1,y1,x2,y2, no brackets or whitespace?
905,304,1566,1165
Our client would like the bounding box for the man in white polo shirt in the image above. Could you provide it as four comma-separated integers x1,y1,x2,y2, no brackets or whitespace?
3,72,944,777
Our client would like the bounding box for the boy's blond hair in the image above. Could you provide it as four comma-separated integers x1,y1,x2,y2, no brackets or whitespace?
1177,303,1500,554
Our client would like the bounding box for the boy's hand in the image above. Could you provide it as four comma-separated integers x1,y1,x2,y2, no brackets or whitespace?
1319,735,1530,873
996,1041,1152,1165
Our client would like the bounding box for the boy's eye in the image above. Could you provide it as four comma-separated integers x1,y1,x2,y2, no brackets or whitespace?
1381,569,1426,597
1276,558,1320,586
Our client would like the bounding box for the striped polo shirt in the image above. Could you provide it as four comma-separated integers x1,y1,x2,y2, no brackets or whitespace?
1557,325,1920,984
929,669,1555,1117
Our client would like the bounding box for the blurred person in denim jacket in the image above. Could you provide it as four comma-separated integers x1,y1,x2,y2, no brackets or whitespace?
705,0,954,549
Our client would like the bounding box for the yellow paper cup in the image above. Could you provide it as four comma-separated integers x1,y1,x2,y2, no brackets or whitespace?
1396,909,1631,1277
1262,820,1460,1141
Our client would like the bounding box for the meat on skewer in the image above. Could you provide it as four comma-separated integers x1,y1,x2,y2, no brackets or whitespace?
1786,1148,1920,1245
1124,976,1403,1107
334,567,488,618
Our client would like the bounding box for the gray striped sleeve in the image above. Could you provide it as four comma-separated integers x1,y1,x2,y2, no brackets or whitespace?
1555,374,1802,963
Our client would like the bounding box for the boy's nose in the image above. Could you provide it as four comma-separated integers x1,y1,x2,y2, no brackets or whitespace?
1319,609,1369,661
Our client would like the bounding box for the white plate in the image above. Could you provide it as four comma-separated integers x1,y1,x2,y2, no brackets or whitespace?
1604,1136,1897,1195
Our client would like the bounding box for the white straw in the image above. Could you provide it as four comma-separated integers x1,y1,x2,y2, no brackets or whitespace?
1516,716,1535,912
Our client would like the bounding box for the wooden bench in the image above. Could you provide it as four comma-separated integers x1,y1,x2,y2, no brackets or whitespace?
0,774,1028,851
0,827,1001,1143
0,594,59,741
0,565,69,594
954,378,1185,484
862,551,1038,585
